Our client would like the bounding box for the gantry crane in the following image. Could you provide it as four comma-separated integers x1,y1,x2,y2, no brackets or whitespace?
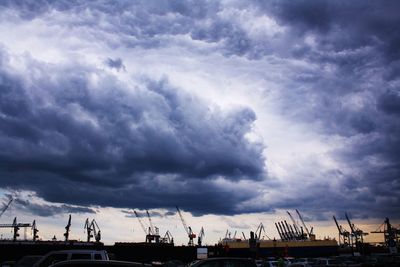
91,219,101,242
296,209,314,239
0,217,31,241
345,213,367,250
333,215,351,247
371,217,399,253
287,211,304,239
197,227,205,246
176,206,196,246
64,214,72,241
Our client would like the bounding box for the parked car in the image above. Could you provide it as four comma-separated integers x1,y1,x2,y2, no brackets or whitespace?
188,258,257,267
15,256,43,267
0,261,15,267
49,260,148,267
33,250,109,267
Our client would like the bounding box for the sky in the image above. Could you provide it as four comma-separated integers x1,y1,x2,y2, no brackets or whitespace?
0,0,399,245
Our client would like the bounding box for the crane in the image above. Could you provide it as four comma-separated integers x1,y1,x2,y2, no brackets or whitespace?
345,213,367,248
333,215,350,247
91,219,101,242
64,214,72,241
145,210,160,243
84,218,93,242
176,206,196,246
296,209,313,239
0,197,13,219
287,211,302,238
371,217,399,252
32,220,39,241
161,230,174,244
197,227,205,246
134,210,148,236
255,222,270,240
0,217,31,241
275,222,283,240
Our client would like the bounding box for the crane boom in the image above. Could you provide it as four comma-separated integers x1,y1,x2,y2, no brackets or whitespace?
146,210,155,235
296,209,310,236
134,210,148,235
287,211,300,236
0,197,13,219
176,206,189,235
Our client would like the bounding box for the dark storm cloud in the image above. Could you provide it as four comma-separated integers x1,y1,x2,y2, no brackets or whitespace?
104,58,125,72
0,47,264,216
13,198,95,217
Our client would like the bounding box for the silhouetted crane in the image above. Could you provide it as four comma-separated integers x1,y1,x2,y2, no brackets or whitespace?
197,227,205,246
64,214,72,241
176,206,196,246
32,220,39,241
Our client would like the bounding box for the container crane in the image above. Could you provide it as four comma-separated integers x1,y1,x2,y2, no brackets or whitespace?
64,214,71,241
176,206,196,246
333,215,350,247
0,217,31,241
371,217,399,253
197,227,205,246
296,209,314,239
345,213,367,249
287,211,302,239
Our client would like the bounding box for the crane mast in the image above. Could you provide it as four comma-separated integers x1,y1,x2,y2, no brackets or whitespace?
197,227,205,246
64,214,71,241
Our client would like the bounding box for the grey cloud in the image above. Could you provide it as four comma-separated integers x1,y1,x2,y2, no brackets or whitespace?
105,58,125,71
0,48,265,216
13,198,96,217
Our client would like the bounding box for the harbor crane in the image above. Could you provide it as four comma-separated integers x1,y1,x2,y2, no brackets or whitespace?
345,213,367,249
333,215,351,247
91,219,101,242
287,211,303,239
64,214,72,241
0,217,31,241
32,220,39,241
134,210,159,243
197,227,205,246
371,217,399,253
161,230,174,244
84,218,94,242
296,209,314,239
146,210,160,243
176,206,196,246
255,222,270,240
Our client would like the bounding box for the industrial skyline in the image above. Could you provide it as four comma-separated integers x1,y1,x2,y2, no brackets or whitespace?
0,1,399,245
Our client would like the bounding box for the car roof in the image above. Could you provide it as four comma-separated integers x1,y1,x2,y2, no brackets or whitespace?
50,260,148,267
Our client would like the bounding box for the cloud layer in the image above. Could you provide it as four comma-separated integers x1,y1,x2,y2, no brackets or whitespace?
0,0,399,220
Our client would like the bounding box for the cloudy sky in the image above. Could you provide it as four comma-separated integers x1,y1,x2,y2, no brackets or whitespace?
0,0,399,244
